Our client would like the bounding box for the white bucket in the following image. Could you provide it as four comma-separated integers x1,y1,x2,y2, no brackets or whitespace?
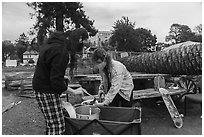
75,105,100,120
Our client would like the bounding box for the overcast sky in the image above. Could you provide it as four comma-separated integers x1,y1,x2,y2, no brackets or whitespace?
2,1,202,43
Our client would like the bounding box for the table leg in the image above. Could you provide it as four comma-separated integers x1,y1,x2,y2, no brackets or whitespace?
66,94,69,102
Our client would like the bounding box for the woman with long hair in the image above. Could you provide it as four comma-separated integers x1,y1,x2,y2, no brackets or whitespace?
91,48,134,107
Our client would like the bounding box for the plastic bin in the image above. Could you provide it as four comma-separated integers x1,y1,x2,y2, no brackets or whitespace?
64,106,141,135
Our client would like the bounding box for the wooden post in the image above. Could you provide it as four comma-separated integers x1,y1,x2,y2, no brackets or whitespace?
154,75,166,91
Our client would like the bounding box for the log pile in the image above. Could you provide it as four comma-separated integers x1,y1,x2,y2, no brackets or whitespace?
4,72,33,91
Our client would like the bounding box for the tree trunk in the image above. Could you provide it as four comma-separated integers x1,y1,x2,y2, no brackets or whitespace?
119,42,202,75
37,28,47,51
56,12,63,31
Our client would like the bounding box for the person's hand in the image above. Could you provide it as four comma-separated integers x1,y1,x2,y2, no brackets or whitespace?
98,90,104,97
98,90,105,102
94,102,105,107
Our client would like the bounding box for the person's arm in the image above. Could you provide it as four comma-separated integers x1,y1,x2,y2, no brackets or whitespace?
98,73,105,95
49,49,69,94
64,87,86,95
103,69,124,105
66,87,76,94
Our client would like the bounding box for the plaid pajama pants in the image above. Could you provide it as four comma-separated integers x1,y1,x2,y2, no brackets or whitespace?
35,92,65,135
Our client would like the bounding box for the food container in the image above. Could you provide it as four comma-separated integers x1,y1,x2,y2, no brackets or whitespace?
81,99,98,105
75,105,100,120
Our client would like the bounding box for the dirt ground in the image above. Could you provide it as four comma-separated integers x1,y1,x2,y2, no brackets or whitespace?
2,87,202,135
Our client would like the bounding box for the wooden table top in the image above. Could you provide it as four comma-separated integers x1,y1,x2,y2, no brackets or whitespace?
130,73,171,79
82,88,186,101
68,83,82,88
73,73,171,82
132,88,186,100
73,74,101,81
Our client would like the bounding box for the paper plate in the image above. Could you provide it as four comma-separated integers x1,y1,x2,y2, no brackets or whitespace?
62,101,76,118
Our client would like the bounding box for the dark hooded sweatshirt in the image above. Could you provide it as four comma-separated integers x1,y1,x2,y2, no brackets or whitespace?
32,33,69,95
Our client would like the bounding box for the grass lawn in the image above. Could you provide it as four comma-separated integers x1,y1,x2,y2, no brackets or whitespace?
2,59,95,75
2,66,36,73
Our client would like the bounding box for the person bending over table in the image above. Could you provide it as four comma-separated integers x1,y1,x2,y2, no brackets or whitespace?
91,48,134,107
32,30,87,135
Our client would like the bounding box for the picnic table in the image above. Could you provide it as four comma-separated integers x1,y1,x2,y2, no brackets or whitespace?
131,72,171,79
72,73,186,100
66,74,187,130
72,74,101,95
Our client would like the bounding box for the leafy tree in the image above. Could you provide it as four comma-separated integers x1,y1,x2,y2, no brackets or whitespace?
110,16,138,51
64,28,89,76
101,40,115,51
165,23,196,44
194,24,202,35
2,40,16,62
134,28,157,52
191,33,202,42
191,24,202,42
155,42,170,51
27,2,98,49
30,38,39,52
15,33,30,63
110,16,157,52
165,24,181,44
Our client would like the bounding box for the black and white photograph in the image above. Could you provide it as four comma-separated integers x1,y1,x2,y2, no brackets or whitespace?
2,1,202,135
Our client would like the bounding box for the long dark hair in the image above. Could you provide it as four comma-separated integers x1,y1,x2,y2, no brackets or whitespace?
91,48,112,90
66,29,88,76
45,29,88,76
45,31,75,71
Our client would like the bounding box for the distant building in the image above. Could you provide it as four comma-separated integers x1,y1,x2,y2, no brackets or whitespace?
88,31,112,47
23,50,39,64
82,31,112,58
